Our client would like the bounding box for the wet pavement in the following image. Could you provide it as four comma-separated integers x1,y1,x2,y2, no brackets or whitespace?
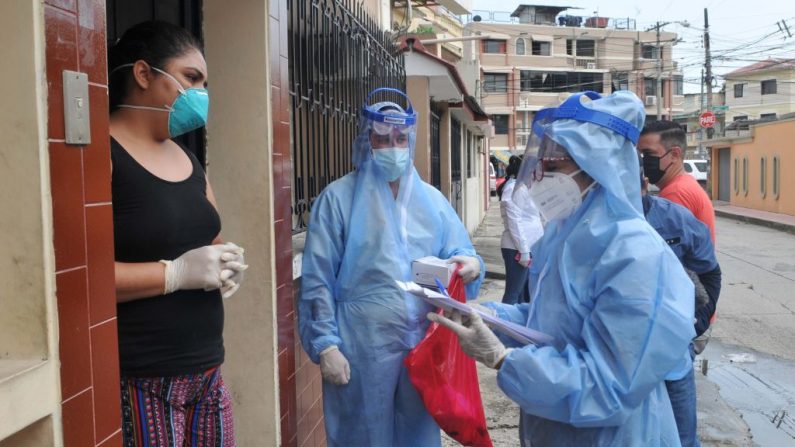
699,341,795,446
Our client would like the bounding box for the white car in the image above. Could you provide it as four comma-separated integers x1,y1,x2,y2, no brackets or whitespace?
684,159,708,186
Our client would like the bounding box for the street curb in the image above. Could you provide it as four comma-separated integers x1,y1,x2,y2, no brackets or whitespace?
715,209,795,236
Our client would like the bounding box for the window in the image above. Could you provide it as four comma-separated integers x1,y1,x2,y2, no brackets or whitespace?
641,44,659,59
483,73,508,93
672,76,684,95
695,162,707,172
522,71,603,93
734,158,739,194
645,77,656,96
683,163,693,173
733,115,748,121
761,79,777,95
612,72,629,91
734,83,744,98
742,156,749,196
493,114,509,135
576,40,595,57
773,156,780,199
482,39,506,54
760,157,767,197
760,113,777,120
516,38,525,55
566,39,595,56
532,41,551,56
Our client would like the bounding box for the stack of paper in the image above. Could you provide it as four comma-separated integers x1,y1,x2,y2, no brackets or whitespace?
396,281,553,346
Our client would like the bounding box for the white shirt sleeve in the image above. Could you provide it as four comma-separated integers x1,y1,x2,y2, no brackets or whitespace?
501,180,544,254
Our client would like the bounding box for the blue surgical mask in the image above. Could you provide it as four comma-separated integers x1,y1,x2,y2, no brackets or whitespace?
113,64,209,137
372,148,410,181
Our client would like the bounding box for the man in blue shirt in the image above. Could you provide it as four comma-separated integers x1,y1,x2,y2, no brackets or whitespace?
642,173,722,447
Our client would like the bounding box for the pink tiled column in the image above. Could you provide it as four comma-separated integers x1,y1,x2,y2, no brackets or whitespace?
44,0,121,445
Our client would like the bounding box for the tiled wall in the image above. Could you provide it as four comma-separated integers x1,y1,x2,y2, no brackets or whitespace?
44,0,122,446
269,0,325,445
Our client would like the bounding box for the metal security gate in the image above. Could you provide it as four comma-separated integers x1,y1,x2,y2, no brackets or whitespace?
450,118,462,216
430,102,442,190
288,0,406,232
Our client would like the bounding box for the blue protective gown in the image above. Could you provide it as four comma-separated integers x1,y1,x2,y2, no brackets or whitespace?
486,91,695,446
299,163,484,447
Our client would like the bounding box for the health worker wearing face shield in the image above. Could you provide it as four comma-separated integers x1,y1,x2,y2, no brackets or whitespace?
430,91,696,446
298,88,484,447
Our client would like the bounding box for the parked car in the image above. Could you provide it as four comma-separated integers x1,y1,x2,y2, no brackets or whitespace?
684,159,708,186
489,163,497,195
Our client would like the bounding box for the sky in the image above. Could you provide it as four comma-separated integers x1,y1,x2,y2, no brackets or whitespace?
467,0,795,93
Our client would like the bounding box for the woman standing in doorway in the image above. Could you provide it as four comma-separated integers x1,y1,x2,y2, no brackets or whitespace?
108,20,246,447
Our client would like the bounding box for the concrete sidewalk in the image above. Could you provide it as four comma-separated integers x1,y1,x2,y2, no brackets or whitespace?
457,198,754,447
713,201,795,235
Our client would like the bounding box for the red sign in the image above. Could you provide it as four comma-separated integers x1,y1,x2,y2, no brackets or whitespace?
699,110,716,128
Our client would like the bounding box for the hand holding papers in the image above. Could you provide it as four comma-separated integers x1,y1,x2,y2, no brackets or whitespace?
397,280,553,346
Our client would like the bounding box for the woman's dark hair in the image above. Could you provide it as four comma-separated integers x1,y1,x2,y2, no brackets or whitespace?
108,20,203,111
497,155,523,199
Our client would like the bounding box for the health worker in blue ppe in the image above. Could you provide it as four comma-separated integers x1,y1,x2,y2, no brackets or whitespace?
430,90,696,446
298,88,485,447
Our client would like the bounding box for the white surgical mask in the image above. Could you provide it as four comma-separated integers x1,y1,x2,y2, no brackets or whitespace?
529,169,594,222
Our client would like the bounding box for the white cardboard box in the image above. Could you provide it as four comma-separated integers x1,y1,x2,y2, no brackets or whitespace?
411,256,456,288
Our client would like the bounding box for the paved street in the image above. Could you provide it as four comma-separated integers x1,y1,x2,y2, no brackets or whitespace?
444,201,795,447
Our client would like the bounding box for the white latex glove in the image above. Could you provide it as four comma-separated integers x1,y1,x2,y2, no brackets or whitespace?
160,243,241,294
518,252,532,269
219,244,248,299
427,309,510,369
447,255,481,284
319,346,351,385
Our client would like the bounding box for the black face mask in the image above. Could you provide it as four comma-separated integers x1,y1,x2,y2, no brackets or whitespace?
642,150,671,184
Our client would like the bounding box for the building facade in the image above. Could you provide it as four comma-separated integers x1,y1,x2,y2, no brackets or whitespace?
462,4,682,158
708,118,794,216
724,58,795,124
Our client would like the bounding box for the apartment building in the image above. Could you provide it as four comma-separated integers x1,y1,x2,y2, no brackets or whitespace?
463,4,683,156
724,58,795,124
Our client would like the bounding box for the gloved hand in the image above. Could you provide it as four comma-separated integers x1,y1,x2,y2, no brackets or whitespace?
319,346,351,385
427,309,510,369
517,252,532,269
447,255,481,284
160,243,241,294
219,243,248,299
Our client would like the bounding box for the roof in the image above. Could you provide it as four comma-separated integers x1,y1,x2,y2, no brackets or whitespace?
725,58,795,77
510,4,574,17
397,38,489,121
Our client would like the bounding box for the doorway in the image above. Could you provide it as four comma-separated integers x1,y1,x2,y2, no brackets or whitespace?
106,0,206,166
719,148,730,201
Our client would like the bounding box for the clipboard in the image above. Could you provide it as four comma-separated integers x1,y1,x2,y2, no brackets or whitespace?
397,280,554,346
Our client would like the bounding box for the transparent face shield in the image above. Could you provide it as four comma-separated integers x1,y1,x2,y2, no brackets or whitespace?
353,88,418,168
512,111,573,204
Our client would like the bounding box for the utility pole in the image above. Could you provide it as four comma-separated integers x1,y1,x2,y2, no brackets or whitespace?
656,22,663,120
704,8,714,139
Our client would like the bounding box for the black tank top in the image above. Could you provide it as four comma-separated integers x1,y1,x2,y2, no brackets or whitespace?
111,137,224,377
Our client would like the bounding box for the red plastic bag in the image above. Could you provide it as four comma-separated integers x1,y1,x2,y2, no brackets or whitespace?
404,272,494,447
